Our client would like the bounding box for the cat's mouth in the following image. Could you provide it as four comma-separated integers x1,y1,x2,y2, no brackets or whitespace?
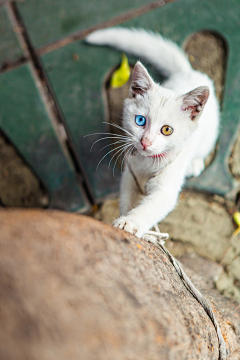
148,153,165,158
134,146,165,159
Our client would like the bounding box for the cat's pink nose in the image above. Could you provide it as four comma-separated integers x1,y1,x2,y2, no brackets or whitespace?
141,137,152,149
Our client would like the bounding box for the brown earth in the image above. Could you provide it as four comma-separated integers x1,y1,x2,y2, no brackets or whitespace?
0,130,48,207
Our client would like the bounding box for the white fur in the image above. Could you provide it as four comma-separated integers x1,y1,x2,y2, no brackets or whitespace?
86,28,192,76
86,28,220,238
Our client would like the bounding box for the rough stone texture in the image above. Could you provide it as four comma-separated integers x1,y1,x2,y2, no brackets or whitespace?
216,234,240,302
230,133,240,181
94,193,240,303
0,209,239,360
94,192,235,262
160,192,234,262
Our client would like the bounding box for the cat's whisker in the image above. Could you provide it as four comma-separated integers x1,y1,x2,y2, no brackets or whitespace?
96,143,128,171
148,156,154,170
154,157,157,171
151,158,155,168
121,146,134,174
110,146,129,170
108,143,132,170
165,149,172,156
112,149,126,176
89,135,131,152
126,146,135,165
99,139,131,152
84,132,129,139
113,144,132,177
103,122,133,138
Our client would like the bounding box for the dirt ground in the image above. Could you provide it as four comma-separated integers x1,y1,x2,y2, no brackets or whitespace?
0,130,48,207
0,31,239,301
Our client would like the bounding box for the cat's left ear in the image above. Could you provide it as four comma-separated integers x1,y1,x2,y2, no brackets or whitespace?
180,86,209,121
130,61,153,97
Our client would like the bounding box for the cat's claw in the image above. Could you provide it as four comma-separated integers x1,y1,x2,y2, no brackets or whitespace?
142,233,166,245
113,216,141,237
142,234,157,243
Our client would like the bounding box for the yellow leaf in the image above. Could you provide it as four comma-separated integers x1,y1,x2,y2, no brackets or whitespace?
233,211,240,227
232,212,240,237
110,53,131,88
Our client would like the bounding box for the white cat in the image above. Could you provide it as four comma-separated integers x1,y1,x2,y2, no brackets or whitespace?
86,28,219,238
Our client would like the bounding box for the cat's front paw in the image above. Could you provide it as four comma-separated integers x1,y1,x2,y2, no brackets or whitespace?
113,216,141,237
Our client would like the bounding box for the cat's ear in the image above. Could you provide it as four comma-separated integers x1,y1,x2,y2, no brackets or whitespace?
180,86,209,121
130,61,153,97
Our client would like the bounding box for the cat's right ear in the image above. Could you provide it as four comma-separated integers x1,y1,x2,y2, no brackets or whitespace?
130,61,153,97
180,86,209,121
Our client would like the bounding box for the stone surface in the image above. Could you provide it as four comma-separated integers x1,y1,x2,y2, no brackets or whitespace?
93,193,240,304
216,232,240,303
94,192,235,262
0,209,239,359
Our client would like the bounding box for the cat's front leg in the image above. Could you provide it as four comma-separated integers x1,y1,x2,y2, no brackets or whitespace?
119,166,144,216
113,188,172,237
113,168,184,237
113,187,178,237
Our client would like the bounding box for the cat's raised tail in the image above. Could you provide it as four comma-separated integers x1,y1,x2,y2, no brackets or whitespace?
85,27,192,77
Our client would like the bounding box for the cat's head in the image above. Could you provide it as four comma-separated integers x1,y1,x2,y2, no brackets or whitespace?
123,61,209,159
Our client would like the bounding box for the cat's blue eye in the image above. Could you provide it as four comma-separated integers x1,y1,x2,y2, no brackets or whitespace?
135,115,146,126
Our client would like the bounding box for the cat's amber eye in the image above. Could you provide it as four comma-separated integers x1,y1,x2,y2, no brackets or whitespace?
161,125,173,136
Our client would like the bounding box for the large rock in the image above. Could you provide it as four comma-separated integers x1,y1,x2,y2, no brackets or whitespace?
0,209,239,359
